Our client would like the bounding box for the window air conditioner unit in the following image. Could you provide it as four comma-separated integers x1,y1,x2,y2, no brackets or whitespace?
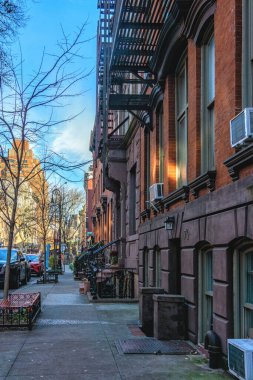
227,339,253,380
149,183,163,202
230,107,253,147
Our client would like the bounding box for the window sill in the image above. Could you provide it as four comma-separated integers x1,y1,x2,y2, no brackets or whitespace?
163,186,190,209
188,170,216,198
224,144,253,181
140,209,151,222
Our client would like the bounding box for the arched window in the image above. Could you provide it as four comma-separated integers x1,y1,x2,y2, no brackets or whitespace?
175,54,188,187
198,246,213,343
201,27,215,173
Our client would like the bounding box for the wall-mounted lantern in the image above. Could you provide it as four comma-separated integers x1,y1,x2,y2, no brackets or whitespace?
164,216,175,231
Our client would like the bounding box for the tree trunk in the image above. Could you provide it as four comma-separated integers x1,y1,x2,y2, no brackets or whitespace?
43,236,47,283
3,184,19,299
3,221,16,299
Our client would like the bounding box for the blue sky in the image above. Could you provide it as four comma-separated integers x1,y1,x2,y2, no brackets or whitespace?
12,0,98,175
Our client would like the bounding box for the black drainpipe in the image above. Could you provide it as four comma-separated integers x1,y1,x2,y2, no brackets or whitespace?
204,330,222,369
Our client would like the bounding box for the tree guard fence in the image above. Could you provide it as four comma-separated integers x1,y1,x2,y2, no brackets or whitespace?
0,292,41,330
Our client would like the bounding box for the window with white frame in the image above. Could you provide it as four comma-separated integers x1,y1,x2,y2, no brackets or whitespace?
201,30,215,174
176,56,188,187
233,247,253,338
198,247,213,343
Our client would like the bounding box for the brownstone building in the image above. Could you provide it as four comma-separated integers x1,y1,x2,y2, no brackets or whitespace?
91,0,253,353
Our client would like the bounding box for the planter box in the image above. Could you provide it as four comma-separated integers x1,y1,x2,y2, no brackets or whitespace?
0,292,41,330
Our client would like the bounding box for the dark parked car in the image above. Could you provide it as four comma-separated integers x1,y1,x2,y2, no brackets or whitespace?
26,254,44,276
0,248,28,288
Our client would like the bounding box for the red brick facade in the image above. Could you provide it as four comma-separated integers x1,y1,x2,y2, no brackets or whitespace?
92,0,253,352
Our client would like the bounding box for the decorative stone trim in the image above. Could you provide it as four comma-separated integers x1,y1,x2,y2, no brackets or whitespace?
96,207,101,219
150,82,164,109
157,200,164,213
140,209,150,222
183,0,216,43
101,195,107,212
163,186,190,209
224,144,253,181
188,170,216,198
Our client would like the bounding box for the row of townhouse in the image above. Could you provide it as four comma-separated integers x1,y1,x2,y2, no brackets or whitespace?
89,0,253,354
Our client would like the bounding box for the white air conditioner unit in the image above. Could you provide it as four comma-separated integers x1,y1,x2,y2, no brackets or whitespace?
149,183,163,202
230,107,253,147
227,339,253,380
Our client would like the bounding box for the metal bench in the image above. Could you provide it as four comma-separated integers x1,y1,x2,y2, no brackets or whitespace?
37,271,58,284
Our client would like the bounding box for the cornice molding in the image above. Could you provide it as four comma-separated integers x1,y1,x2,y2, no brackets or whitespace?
188,170,216,198
163,186,190,209
150,0,191,79
150,82,164,109
183,0,216,43
224,144,253,181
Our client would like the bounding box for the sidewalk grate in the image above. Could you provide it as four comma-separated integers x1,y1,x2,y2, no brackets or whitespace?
115,338,198,355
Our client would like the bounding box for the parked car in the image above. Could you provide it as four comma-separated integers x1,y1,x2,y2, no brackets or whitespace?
26,254,44,276
0,248,28,288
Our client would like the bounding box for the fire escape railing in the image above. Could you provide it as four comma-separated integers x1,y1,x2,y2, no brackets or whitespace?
108,0,168,128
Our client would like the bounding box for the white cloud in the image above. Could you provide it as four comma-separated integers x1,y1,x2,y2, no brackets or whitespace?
52,116,92,162
50,95,94,163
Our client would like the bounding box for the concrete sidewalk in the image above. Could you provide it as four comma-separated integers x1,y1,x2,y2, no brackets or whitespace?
0,268,231,379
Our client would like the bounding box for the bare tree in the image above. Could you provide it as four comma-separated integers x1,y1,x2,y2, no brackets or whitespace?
61,187,84,254
0,0,27,79
0,24,91,298
12,182,37,248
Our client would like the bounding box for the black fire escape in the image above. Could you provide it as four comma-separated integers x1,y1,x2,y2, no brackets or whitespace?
108,0,168,127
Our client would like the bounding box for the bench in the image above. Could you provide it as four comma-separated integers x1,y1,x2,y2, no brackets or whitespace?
37,271,58,284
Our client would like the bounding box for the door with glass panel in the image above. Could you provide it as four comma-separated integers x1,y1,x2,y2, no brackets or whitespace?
198,248,213,343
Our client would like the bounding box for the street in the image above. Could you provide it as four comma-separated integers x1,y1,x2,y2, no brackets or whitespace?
0,267,231,380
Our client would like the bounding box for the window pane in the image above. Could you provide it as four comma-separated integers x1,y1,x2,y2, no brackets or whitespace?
201,32,215,173
208,36,215,103
177,115,187,185
176,58,188,187
246,252,253,303
245,309,253,337
177,67,186,114
206,251,213,291
156,250,161,287
159,109,164,182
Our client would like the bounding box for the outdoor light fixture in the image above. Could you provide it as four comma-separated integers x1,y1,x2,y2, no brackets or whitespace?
164,216,175,231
